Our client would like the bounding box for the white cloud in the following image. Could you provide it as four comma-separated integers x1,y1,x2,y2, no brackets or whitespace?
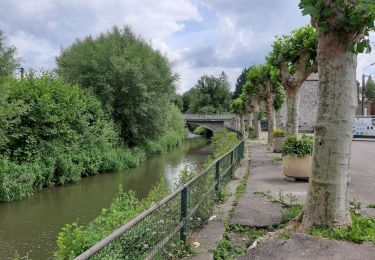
8,31,58,68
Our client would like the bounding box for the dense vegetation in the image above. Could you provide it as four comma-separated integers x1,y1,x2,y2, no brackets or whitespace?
182,72,232,114
0,27,185,202
365,77,375,102
55,128,240,259
57,26,179,147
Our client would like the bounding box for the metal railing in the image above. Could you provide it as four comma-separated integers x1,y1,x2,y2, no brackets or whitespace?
184,114,235,120
75,139,245,260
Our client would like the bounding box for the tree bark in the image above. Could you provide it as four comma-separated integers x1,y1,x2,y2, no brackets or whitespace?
285,88,300,135
239,113,244,133
253,101,260,139
301,31,357,229
265,95,275,149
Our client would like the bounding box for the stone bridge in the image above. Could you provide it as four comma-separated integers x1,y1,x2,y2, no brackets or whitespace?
184,114,248,132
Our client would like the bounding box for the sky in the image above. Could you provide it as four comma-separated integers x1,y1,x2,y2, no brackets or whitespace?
1,0,374,93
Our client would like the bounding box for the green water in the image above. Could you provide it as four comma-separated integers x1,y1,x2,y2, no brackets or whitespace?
0,136,212,259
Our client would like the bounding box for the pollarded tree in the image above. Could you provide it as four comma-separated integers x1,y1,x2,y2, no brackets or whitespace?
299,0,375,229
245,64,284,148
231,93,247,133
268,25,317,135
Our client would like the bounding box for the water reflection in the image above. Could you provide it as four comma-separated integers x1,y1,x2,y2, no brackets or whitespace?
0,136,212,259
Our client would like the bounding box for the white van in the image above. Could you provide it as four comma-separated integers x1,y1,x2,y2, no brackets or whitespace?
353,117,375,137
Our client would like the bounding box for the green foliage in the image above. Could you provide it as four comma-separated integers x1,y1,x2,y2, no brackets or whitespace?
0,31,19,81
309,212,375,244
244,64,284,111
230,96,246,114
193,126,207,136
0,74,128,201
0,73,184,201
211,129,239,157
185,74,232,114
367,204,375,208
233,67,250,99
280,134,314,157
299,0,375,54
267,25,317,75
272,156,283,162
213,235,236,260
57,26,178,146
55,181,169,259
365,77,375,102
273,128,285,137
255,109,266,121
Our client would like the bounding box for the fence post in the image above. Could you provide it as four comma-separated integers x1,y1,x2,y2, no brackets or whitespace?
215,159,220,192
180,186,188,242
230,150,234,178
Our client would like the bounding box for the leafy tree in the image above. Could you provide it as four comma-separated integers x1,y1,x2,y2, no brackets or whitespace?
187,74,232,114
56,26,179,146
0,30,20,81
365,76,375,102
268,25,317,135
0,73,128,201
182,90,193,113
219,71,230,87
299,0,375,230
244,65,284,147
231,93,247,132
233,67,250,99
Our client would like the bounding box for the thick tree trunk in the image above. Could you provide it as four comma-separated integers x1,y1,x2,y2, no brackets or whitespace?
301,32,357,229
253,101,260,139
239,113,244,133
265,96,275,149
285,88,300,135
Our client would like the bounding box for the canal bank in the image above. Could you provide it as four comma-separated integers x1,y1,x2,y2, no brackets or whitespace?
0,136,212,259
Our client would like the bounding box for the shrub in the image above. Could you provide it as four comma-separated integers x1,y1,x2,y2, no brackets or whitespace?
211,129,239,157
273,128,285,137
280,134,314,157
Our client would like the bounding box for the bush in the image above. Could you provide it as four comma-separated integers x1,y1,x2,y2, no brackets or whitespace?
0,74,135,201
193,126,206,135
211,129,239,157
273,128,285,137
280,134,314,157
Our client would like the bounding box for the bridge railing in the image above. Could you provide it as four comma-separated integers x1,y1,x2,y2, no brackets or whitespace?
184,114,235,120
75,139,245,260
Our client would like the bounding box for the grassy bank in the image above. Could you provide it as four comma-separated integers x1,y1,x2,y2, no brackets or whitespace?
55,128,240,259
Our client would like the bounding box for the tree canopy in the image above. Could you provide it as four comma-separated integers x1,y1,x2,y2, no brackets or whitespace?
299,0,375,54
185,74,232,114
267,25,317,89
56,26,178,146
233,67,250,99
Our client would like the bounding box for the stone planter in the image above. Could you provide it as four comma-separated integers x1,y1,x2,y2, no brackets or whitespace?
273,136,284,153
282,155,312,179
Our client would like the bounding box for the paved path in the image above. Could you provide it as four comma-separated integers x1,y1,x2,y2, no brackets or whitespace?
184,140,251,260
234,140,375,259
238,233,375,260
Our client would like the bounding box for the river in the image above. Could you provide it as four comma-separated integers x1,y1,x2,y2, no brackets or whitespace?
0,136,212,259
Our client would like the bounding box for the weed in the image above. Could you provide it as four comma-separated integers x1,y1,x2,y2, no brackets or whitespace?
279,230,292,239
367,204,375,208
309,212,375,244
272,156,282,162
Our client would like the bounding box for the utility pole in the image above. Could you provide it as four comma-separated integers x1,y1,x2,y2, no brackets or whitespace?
20,67,24,80
362,62,375,115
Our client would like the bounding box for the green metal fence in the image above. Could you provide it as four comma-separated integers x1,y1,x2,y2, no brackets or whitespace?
75,139,245,260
